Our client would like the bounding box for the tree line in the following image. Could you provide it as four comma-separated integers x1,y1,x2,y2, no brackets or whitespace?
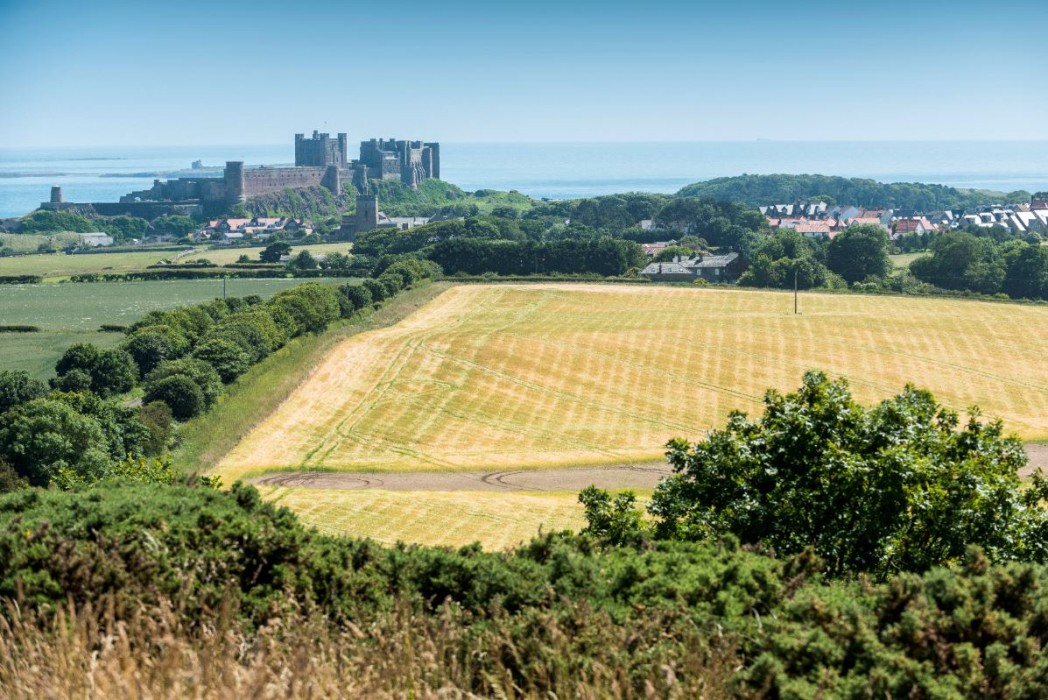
909,229,1048,300
0,258,440,490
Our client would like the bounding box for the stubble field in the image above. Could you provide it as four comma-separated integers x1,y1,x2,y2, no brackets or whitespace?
217,283,1048,487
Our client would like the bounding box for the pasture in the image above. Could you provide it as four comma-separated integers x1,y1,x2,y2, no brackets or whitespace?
0,242,351,279
0,232,82,254
0,248,184,279
179,242,351,266
0,277,342,379
217,283,1048,483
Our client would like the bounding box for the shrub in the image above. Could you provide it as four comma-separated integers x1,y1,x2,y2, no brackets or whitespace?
123,325,190,376
645,371,1048,578
137,401,174,456
145,359,222,410
192,337,252,383
362,278,387,303
339,284,373,315
267,283,340,335
0,398,110,486
376,271,405,297
143,375,206,421
0,370,45,415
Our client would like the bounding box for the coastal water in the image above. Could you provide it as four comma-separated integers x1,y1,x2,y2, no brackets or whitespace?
1,141,1046,219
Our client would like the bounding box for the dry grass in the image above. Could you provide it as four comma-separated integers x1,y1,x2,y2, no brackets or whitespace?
261,487,593,549
216,284,1048,482
0,597,734,699
175,283,453,474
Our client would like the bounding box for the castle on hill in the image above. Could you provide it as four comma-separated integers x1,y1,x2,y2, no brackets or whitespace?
41,131,440,218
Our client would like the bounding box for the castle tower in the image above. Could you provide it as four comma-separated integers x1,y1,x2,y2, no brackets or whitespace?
321,165,341,194
224,161,246,205
50,186,63,204
337,133,348,168
355,193,379,232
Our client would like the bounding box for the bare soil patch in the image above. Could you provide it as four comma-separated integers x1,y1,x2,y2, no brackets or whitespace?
254,463,672,492
1021,443,1048,478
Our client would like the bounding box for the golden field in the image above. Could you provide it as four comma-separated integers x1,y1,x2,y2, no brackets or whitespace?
216,283,1048,484
262,487,589,549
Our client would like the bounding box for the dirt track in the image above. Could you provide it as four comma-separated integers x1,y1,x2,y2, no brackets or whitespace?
253,444,1048,492
254,464,673,492
1023,444,1048,478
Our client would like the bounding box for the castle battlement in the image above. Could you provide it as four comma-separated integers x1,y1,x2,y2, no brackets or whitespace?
46,130,440,217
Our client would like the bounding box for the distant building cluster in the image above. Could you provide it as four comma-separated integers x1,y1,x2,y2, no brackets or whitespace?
192,216,311,241
338,193,456,239
760,198,1048,240
41,131,441,218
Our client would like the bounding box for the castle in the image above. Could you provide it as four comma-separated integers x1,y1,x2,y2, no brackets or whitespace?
41,131,440,217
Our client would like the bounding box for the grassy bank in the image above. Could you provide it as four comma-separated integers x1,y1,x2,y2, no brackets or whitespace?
173,282,451,475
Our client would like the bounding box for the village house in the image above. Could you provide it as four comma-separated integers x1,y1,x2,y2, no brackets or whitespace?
80,233,114,247
891,217,939,238
640,252,745,283
194,217,310,240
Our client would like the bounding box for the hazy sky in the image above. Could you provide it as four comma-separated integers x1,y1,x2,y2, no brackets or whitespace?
1,0,1046,147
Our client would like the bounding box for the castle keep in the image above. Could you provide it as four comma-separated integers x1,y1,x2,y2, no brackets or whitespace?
42,130,440,217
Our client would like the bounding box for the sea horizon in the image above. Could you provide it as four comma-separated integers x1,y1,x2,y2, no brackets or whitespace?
2,140,1046,219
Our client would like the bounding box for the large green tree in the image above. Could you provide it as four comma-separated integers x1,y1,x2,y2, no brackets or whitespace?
909,232,1006,294
0,398,110,486
639,372,1048,578
0,370,45,415
826,224,891,284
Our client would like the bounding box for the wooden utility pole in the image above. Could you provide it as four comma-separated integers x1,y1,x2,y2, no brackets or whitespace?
794,268,799,314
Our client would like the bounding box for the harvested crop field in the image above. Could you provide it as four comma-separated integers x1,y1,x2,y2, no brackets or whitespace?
259,487,592,549
216,284,1048,482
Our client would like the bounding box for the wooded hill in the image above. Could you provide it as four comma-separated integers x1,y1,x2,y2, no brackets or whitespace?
677,173,1029,211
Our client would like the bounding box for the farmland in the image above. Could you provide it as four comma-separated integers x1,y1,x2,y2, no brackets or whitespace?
217,283,1048,485
0,242,351,279
0,277,344,379
261,487,590,549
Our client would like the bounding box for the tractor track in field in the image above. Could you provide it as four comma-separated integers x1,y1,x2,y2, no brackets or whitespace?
253,463,674,492
253,445,1048,492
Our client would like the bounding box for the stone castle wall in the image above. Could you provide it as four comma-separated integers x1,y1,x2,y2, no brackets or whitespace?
48,131,440,217
241,167,329,198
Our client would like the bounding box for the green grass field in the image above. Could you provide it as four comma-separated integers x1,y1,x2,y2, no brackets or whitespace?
890,252,922,269
0,248,174,278
0,242,352,279
0,232,83,254
217,283,1048,482
0,277,344,380
179,242,352,266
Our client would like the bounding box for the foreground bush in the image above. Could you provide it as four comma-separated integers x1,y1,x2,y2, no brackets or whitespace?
647,371,1048,578
5,483,1048,696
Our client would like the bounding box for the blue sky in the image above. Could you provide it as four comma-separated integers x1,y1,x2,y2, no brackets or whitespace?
1,0,1045,146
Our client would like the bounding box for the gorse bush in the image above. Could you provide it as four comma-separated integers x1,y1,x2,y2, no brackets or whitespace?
5,482,1048,696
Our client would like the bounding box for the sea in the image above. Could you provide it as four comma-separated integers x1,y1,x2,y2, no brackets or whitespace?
1,141,1046,219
